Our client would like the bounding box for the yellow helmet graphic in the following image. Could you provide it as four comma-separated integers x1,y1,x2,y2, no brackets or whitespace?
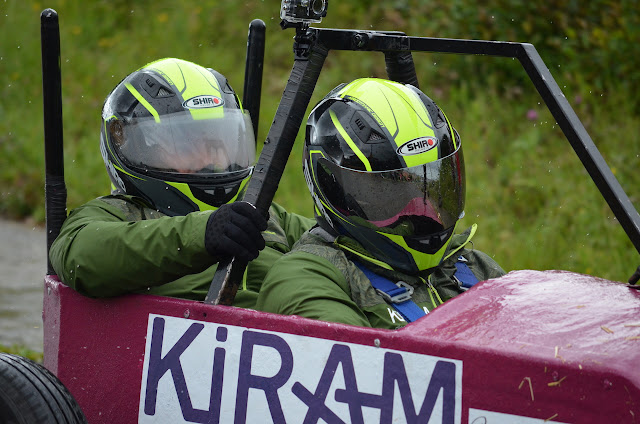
100,58,255,215
304,78,465,274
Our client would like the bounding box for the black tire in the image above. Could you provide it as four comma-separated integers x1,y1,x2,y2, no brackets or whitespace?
0,353,87,423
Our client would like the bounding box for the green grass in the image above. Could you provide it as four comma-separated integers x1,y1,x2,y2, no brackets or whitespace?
0,344,44,363
1,0,638,289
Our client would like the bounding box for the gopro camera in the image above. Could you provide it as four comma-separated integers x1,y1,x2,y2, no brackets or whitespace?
280,0,328,24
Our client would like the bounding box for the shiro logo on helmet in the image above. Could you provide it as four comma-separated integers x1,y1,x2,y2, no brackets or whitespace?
397,137,439,156
183,95,224,109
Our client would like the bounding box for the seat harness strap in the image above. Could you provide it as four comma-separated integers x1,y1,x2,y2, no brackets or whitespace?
353,261,426,323
453,256,480,290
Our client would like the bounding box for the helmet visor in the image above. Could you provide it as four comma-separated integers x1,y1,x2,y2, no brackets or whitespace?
315,145,465,240
113,109,255,176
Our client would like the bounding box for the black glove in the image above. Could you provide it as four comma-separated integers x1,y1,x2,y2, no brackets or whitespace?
204,202,268,262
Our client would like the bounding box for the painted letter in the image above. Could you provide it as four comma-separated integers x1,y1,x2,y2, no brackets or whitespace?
381,355,456,424
234,331,293,424
144,317,226,424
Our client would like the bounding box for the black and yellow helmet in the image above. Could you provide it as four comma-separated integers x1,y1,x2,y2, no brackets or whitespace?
304,78,465,274
100,58,255,216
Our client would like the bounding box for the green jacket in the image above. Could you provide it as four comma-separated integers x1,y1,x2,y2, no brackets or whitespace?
49,195,314,307
255,225,506,329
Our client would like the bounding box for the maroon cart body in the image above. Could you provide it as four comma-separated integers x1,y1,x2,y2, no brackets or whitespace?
43,269,640,423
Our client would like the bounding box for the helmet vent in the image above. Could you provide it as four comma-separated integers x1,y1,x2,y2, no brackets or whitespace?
367,131,383,142
435,110,447,128
157,87,173,97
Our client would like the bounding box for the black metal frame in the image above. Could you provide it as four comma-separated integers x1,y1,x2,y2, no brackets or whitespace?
40,10,639,299
242,19,266,140
313,29,640,254
41,9,66,276
206,25,640,303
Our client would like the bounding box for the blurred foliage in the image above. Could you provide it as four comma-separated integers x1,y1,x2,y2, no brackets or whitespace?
0,0,638,283
349,0,640,102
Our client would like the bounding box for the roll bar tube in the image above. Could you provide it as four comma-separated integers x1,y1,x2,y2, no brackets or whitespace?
41,8,67,276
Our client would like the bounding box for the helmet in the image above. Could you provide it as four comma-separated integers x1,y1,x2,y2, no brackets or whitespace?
304,78,465,274
100,58,255,216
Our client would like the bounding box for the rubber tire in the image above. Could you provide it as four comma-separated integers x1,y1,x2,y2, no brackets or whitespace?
0,353,87,423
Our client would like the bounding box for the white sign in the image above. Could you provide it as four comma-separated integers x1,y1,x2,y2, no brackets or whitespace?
468,409,568,424
139,314,463,423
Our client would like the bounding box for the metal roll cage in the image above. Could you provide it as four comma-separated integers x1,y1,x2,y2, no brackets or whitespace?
41,10,640,305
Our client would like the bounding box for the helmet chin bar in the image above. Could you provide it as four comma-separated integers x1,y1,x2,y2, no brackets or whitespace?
341,221,450,275
190,183,243,209
404,225,456,255
127,178,199,216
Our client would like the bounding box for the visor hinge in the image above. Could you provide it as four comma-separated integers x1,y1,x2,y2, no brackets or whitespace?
375,281,414,304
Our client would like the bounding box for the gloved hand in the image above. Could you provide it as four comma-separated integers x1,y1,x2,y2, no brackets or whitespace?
204,202,268,262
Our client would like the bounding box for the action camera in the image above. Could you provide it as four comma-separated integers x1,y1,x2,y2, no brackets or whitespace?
280,0,328,24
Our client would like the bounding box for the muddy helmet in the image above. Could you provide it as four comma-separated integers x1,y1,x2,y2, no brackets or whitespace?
100,58,255,216
304,78,465,274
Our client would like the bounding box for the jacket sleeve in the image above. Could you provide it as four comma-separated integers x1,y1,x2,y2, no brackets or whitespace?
268,202,315,248
254,251,372,327
49,198,214,297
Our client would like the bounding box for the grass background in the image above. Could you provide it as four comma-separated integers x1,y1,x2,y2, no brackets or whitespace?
1,0,639,290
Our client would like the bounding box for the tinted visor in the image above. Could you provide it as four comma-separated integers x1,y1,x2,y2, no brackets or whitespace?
112,109,255,177
316,145,465,246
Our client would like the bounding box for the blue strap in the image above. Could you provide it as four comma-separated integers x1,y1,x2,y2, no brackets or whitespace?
354,262,426,323
454,256,479,289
